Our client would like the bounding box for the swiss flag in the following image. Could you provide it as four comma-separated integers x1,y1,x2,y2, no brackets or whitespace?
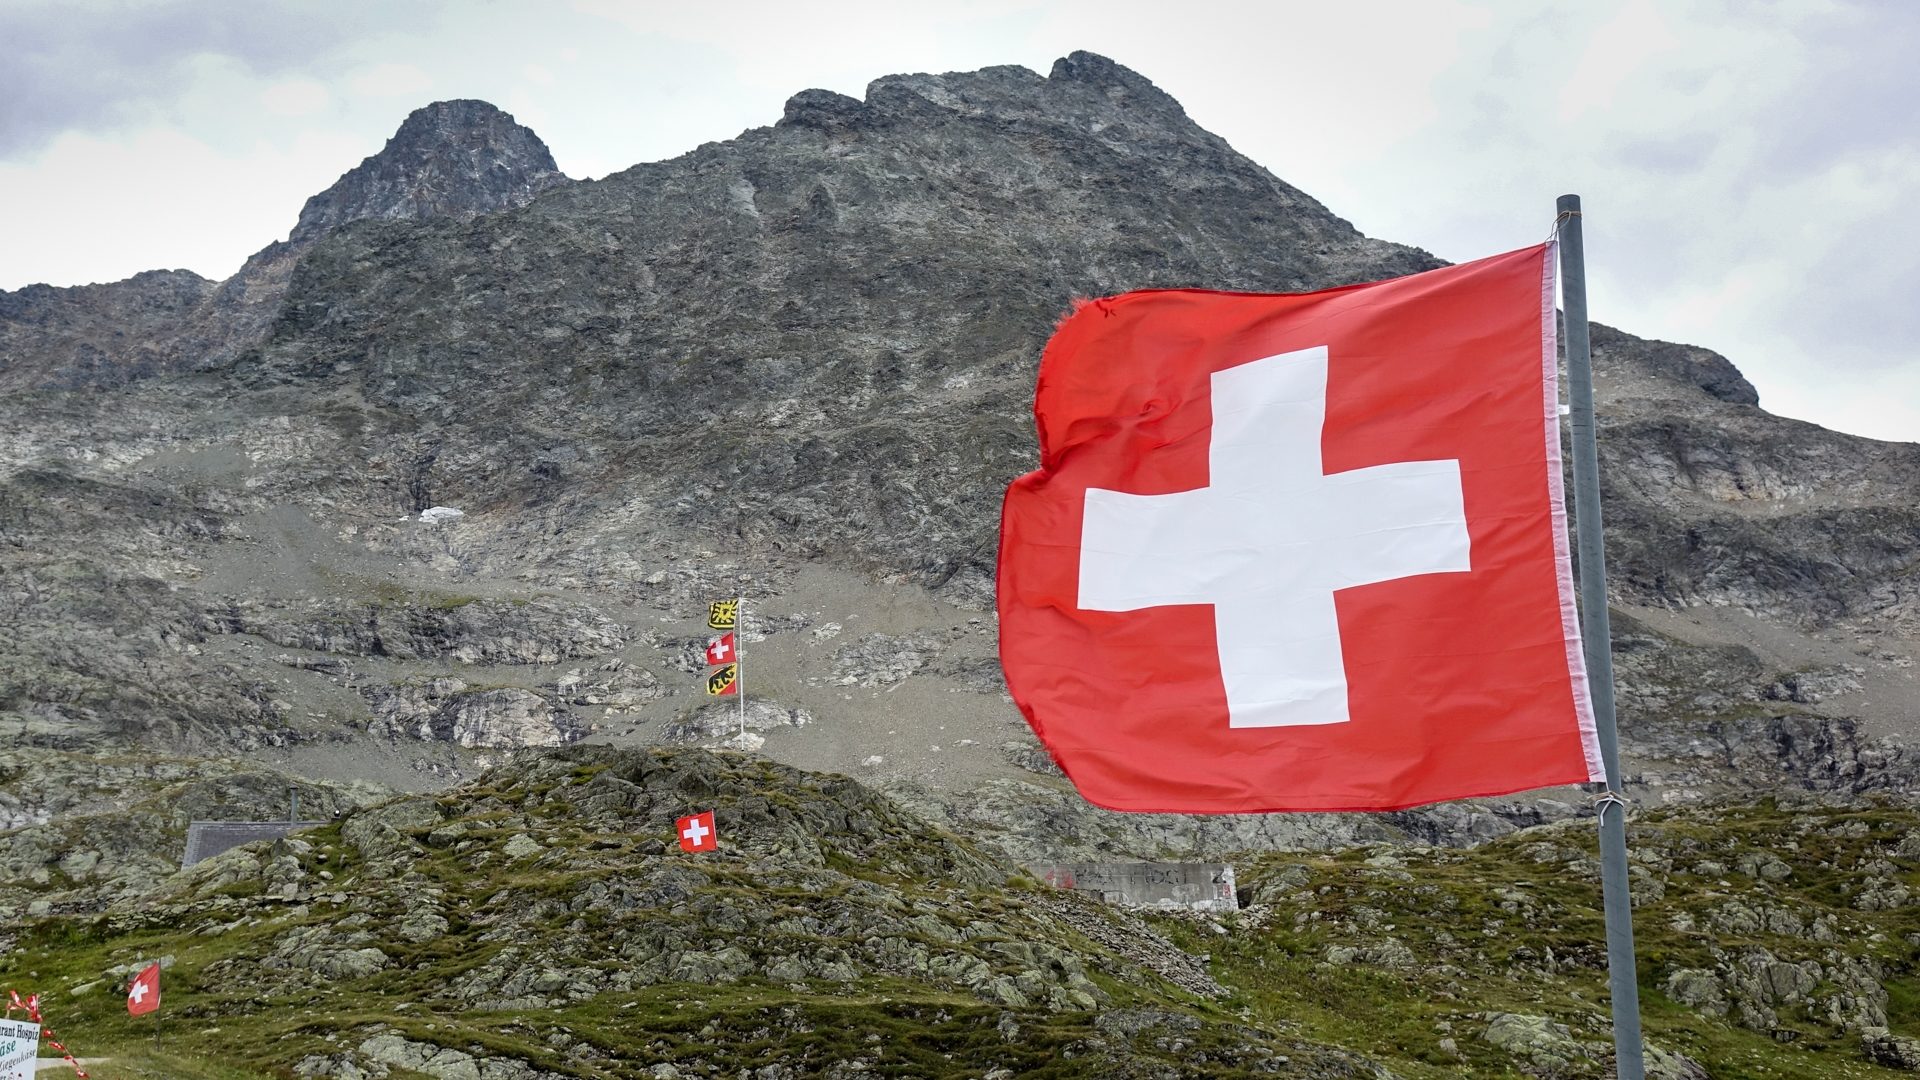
704,632,736,665
677,810,717,852
126,962,160,1016
998,245,1604,813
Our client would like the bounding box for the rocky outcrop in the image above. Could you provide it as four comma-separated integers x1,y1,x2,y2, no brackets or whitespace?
286,99,569,246
0,750,384,916
223,594,630,665
660,697,811,745
0,270,216,390
366,679,581,748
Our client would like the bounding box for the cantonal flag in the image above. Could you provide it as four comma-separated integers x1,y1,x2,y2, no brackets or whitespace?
997,244,1604,814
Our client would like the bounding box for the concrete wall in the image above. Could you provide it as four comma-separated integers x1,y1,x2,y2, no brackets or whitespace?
1034,862,1237,914
182,820,328,868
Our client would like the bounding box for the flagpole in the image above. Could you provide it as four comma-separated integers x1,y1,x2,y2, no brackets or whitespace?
1558,193,1646,1080
736,594,745,737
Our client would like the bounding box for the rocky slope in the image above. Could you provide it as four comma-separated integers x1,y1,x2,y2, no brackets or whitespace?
3,748,1917,1078
0,748,386,916
0,52,1915,867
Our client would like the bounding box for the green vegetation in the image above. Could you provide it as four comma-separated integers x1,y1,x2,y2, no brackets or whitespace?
1149,798,1920,1079
3,754,1916,1078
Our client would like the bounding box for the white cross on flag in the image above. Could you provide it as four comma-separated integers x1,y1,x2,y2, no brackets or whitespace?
998,245,1605,812
704,632,735,665
126,962,160,1017
677,810,717,853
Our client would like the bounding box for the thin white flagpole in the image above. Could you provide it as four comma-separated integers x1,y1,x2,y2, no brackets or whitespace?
736,594,745,736
1559,193,1646,1080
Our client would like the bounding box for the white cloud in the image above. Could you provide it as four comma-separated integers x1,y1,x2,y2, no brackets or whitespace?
260,77,331,117
2,0,1915,442
0,125,365,287
348,62,434,99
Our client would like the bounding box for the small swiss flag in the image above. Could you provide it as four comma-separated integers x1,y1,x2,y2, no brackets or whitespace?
703,632,736,665
126,962,160,1016
677,810,717,853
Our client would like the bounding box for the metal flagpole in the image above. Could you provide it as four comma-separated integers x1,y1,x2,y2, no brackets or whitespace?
1558,193,1646,1080
736,595,745,737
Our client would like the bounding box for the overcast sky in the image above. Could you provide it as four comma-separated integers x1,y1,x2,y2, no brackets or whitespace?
3,0,1914,442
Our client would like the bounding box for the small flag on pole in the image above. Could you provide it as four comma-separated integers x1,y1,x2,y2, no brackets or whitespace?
701,597,747,735
677,810,717,852
126,963,160,1017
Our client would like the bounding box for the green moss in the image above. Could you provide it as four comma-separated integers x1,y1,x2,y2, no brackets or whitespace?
10,785,1919,1078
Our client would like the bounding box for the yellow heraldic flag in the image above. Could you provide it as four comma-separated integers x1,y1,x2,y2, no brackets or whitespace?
706,663,739,696
707,600,739,631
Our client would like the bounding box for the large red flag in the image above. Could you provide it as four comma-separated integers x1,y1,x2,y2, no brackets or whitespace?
998,244,1603,813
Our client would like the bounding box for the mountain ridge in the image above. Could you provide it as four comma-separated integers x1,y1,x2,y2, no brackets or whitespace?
2,49,1918,1078
0,99,567,392
1,49,1915,847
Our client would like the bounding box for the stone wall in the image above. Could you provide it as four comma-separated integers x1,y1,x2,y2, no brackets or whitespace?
1034,862,1237,914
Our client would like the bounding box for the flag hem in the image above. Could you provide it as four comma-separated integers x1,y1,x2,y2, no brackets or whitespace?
1542,241,1608,784
1058,771,1601,815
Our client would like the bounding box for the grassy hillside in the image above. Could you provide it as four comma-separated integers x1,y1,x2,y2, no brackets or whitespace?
3,749,1916,1078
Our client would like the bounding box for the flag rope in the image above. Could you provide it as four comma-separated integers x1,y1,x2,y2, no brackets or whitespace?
6,989,89,1077
1545,207,1583,244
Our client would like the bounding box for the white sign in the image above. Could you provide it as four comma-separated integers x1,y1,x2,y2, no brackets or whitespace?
0,1018,41,1080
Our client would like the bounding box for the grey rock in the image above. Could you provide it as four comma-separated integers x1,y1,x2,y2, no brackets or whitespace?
369,680,582,749
1645,1045,1712,1080
1480,1013,1591,1071
1863,1027,1920,1070
831,632,944,687
661,698,811,745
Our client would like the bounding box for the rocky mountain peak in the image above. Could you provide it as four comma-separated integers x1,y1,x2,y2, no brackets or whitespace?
775,52,1197,145
1048,49,1190,117
287,98,569,246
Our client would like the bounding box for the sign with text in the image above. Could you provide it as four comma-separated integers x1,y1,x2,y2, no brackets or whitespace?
0,1018,40,1080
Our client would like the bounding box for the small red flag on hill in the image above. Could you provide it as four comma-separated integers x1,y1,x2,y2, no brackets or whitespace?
704,632,736,665
677,810,717,852
126,963,160,1016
